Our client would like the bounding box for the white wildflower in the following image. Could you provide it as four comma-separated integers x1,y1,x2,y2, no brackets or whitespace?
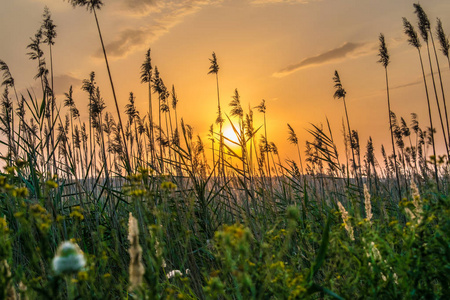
166,270,183,279
370,242,382,261
365,241,398,285
52,241,86,274
167,269,190,279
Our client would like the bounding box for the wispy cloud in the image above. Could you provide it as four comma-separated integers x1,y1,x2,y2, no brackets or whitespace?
273,42,376,77
125,0,158,10
118,0,162,16
95,28,148,59
98,0,222,59
52,73,83,95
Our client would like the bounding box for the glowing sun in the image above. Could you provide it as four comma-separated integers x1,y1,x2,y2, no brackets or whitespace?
223,125,240,146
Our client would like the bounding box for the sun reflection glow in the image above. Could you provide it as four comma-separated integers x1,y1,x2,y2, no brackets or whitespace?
223,125,240,147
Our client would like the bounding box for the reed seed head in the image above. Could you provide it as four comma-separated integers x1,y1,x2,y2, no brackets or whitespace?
413,3,430,43
128,213,145,291
364,184,373,222
436,18,449,58
333,70,346,99
208,52,219,75
337,201,354,240
378,33,390,68
403,17,421,49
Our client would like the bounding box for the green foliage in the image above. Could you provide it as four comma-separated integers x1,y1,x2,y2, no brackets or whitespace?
0,142,450,299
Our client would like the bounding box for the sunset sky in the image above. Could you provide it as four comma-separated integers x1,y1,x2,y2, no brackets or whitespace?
2,0,450,165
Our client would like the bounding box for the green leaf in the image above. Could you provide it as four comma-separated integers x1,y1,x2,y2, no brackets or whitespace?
305,283,344,300
309,213,331,280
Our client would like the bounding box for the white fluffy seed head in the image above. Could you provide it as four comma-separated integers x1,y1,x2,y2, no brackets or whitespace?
52,241,86,274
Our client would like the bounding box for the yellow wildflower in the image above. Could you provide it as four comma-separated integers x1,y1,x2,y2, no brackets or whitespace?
161,181,177,190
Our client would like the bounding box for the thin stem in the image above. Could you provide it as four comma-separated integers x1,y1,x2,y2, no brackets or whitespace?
93,7,131,174
418,48,440,190
385,67,402,200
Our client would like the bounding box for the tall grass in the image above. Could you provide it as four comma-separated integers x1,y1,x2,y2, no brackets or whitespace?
378,33,402,200
0,2,449,299
403,17,441,190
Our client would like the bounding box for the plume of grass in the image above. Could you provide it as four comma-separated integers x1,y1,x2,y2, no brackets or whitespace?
208,124,217,181
0,88,14,162
255,99,275,199
333,71,363,201
287,123,304,174
406,180,423,224
125,92,139,169
245,107,260,179
140,48,156,168
65,0,131,174
435,18,450,145
82,72,97,180
208,52,225,179
0,60,19,161
414,3,449,159
337,201,354,241
363,184,373,222
63,86,80,177
41,6,58,175
171,85,181,176
365,137,380,193
128,213,144,292
403,17,439,189
229,89,247,179
436,18,450,70
378,33,402,200
26,27,54,175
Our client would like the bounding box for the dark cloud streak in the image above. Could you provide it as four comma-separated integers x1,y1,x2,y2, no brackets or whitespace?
273,42,369,77
390,68,449,91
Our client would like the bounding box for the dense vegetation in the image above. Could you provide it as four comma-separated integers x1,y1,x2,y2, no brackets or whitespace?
0,1,449,299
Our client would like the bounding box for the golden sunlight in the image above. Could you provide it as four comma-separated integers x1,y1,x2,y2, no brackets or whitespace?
223,125,240,147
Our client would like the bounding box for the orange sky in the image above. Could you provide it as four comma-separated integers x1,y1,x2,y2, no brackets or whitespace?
2,0,450,166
